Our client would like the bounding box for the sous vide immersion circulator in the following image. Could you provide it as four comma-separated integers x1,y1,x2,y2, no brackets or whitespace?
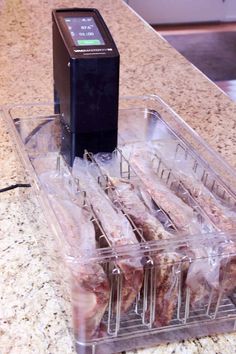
52,8,120,166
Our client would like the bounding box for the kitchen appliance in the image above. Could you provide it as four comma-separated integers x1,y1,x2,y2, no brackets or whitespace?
52,8,119,165
2,95,236,354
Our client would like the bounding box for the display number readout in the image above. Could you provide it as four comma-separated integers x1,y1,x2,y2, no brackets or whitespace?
64,17,105,46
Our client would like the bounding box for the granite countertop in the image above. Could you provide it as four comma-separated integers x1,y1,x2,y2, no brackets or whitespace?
0,0,236,353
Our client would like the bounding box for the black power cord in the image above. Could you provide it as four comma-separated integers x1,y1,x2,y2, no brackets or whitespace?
0,183,31,193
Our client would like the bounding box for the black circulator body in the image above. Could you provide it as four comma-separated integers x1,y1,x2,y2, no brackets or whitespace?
52,8,120,166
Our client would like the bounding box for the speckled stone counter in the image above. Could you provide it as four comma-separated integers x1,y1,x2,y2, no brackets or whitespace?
0,0,236,353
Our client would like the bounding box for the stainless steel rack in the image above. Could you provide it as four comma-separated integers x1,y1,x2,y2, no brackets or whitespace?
81,148,236,342
3,96,236,354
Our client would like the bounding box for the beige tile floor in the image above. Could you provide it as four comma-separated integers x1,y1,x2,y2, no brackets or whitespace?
154,22,236,101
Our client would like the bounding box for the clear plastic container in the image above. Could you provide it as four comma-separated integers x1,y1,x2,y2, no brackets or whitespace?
1,95,236,354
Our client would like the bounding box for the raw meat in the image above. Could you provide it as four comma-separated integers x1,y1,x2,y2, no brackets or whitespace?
174,173,236,231
49,196,110,340
125,146,199,235
172,172,236,303
101,176,182,326
72,159,143,313
108,177,172,241
185,246,218,308
154,252,182,326
123,145,229,309
37,165,110,340
219,242,236,296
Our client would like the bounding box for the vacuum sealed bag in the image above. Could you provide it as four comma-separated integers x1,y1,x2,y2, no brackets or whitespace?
3,95,236,354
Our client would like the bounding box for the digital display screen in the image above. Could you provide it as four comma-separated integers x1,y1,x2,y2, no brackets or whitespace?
64,17,105,46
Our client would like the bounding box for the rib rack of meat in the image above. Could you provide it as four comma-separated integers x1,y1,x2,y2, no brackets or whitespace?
40,184,110,340
105,176,182,326
72,159,144,314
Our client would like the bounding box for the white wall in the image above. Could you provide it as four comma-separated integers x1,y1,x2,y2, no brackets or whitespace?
224,0,236,21
126,0,236,24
